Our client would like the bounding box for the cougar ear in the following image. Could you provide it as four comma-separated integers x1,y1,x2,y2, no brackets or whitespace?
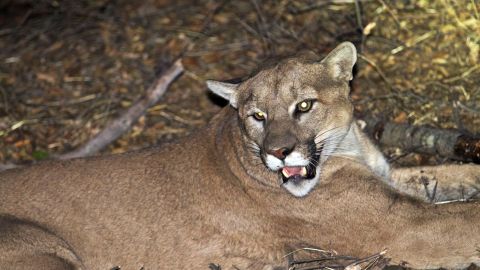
206,80,239,108
321,42,357,81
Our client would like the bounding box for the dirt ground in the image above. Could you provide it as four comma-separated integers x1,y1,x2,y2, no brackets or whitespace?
0,0,479,167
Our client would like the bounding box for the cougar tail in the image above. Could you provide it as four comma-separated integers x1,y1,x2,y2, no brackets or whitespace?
0,215,85,270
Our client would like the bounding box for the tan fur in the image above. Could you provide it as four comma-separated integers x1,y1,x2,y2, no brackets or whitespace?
1,43,479,269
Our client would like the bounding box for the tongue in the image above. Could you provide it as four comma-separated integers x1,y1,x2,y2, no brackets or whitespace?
282,166,306,178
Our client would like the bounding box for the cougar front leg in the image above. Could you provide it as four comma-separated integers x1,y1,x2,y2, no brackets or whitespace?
389,164,480,203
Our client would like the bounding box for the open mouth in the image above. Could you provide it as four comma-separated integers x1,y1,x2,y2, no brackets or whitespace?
280,154,320,184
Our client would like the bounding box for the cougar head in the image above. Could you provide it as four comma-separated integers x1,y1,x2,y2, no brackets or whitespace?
207,42,356,197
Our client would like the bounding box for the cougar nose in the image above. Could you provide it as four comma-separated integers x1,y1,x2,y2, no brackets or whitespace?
268,147,292,160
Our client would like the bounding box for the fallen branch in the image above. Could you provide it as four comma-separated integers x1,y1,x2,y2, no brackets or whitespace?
58,59,184,160
360,117,480,164
0,163,18,171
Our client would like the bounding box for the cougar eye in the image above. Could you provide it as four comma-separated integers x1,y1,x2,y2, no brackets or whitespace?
253,111,266,121
296,100,313,113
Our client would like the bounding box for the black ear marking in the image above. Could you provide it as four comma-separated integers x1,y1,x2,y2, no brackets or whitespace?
206,80,239,108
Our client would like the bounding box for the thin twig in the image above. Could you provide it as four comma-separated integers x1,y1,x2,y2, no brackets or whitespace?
357,54,394,90
376,0,404,30
354,0,365,52
284,247,337,258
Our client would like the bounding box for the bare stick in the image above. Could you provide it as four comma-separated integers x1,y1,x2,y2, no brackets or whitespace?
0,163,18,171
58,59,184,160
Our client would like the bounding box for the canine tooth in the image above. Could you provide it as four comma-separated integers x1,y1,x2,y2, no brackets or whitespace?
301,167,307,176
281,169,289,177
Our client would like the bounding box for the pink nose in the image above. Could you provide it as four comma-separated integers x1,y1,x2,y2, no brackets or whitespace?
267,147,291,160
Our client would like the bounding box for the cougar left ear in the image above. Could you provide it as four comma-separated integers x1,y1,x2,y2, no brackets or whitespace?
206,80,239,108
321,42,357,81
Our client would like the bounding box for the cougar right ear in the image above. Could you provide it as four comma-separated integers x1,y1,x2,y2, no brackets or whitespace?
206,80,239,108
320,42,357,81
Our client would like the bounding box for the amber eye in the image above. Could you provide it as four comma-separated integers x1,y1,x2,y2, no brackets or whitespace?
253,111,266,121
296,100,313,113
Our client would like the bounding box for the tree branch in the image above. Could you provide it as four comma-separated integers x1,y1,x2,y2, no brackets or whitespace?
361,117,480,164
58,59,184,160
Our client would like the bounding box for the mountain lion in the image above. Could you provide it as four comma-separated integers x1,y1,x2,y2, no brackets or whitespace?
0,42,479,270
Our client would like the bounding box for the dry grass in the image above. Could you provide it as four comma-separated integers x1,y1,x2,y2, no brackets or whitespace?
356,0,480,130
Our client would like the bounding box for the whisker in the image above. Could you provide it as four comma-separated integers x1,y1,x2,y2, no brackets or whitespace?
317,146,356,153
314,125,349,140
315,136,345,145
